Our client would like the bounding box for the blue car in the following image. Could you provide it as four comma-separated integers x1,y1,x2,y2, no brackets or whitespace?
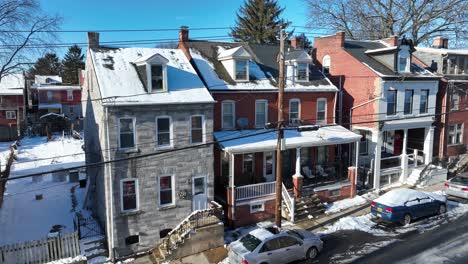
371,188,447,225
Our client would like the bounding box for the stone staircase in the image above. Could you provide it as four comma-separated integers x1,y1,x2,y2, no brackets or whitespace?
406,164,448,187
149,201,223,264
79,235,108,263
293,194,326,222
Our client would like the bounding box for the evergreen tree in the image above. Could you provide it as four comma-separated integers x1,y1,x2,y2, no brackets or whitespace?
62,45,84,84
230,0,291,44
28,53,62,77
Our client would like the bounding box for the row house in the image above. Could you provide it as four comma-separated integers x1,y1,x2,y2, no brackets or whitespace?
0,74,25,141
178,28,361,227
82,33,215,258
314,33,441,190
415,37,468,158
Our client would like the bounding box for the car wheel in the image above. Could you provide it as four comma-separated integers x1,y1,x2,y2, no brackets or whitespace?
439,204,447,214
307,247,318,259
403,214,412,226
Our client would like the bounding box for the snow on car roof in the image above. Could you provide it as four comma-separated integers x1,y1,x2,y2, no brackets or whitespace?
250,228,274,241
374,188,420,206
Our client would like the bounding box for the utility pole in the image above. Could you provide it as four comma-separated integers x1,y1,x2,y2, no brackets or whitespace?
275,28,286,227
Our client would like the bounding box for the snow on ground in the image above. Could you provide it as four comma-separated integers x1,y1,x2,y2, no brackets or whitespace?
0,136,85,245
0,141,14,172
325,195,369,215
321,214,390,236
45,255,87,264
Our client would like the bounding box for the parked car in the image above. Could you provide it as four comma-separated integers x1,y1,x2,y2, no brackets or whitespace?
445,174,468,199
228,226,323,264
370,188,447,225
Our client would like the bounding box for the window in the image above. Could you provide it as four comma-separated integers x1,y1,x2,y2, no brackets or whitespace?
190,115,204,144
243,153,254,177
118,118,136,149
255,100,268,128
322,55,330,74
222,101,235,129
420,90,429,114
47,91,53,101
67,90,73,101
448,56,456,74
404,90,413,114
289,99,300,124
120,179,138,212
156,117,172,148
330,189,340,197
451,93,459,110
235,60,248,81
398,56,408,72
317,146,327,165
297,63,308,81
125,235,139,245
260,238,281,253
151,65,164,91
387,90,397,115
279,236,300,248
316,98,326,124
250,202,265,213
159,175,174,207
5,111,16,120
359,131,368,155
449,124,463,145
458,56,465,74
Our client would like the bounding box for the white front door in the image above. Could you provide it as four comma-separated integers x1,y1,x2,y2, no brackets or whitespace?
192,176,207,211
263,152,275,182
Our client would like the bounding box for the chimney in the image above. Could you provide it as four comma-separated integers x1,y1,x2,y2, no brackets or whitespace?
383,35,398,47
336,31,345,47
179,26,189,42
432,36,449,49
87,32,100,49
291,37,300,49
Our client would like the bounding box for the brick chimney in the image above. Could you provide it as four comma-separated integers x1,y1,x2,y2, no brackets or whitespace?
432,36,448,49
291,37,301,49
179,26,189,42
336,31,345,47
382,35,398,47
87,32,100,49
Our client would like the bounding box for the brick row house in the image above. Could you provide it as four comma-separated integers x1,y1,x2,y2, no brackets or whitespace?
415,38,468,159
314,33,443,190
178,28,361,227
0,74,25,141
82,33,216,258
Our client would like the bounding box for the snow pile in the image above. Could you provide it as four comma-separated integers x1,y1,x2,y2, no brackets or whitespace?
325,195,368,215
0,141,13,172
447,200,468,220
321,214,389,236
45,255,86,264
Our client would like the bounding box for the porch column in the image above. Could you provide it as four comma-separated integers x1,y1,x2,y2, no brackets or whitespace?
292,147,304,199
400,129,409,183
373,131,382,191
228,153,236,226
424,127,434,165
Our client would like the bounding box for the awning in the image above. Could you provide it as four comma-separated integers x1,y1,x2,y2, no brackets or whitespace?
215,125,361,154
382,116,434,131
38,103,62,109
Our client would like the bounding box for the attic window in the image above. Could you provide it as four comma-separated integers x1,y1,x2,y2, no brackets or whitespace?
235,60,249,81
297,63,308,81
322,55,330,74
151,65,164,91
398,56,409,72
398,46,411,73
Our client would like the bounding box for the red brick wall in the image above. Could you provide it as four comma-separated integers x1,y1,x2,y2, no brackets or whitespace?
233,198,276,227
38,89,82,106
315,184,352,203
0,95,23,126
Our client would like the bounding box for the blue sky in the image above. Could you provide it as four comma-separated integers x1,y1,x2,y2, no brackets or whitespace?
39,0,324,56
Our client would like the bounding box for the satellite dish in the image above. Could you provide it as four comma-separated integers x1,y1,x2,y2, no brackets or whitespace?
237,118,249,129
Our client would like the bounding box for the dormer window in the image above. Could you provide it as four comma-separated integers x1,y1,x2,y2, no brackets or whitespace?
297,63,308,81
398,55,409,72
151,65,164,91
134,53,169,93
397,44,411,73
235,60,249,81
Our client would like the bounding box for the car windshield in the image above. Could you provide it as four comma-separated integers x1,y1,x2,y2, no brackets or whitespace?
240,234,262,252
286,230,304,239
451,177,468,185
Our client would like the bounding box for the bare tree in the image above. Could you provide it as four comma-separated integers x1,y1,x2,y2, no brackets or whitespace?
0,0,61,81
305,0,468,46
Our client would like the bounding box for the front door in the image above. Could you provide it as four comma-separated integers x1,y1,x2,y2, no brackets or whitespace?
192,176,207,211
263,151,275,182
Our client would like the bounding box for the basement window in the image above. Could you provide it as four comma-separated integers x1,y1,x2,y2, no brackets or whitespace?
125,235,139,245
250,202,265,213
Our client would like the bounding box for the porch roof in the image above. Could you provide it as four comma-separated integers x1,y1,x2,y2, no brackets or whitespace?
215,125,361,154
382,116,434,131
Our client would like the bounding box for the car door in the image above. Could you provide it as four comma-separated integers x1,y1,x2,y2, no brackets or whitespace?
418,195,435,216
255,237,282,264
277,235,304,263
405,197,422,218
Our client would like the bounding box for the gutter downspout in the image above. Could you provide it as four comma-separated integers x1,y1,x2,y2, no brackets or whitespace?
105,106,115,261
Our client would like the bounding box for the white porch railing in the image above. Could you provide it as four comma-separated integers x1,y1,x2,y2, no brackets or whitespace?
236,182,276,201
380,155,401,170
282,183,295,223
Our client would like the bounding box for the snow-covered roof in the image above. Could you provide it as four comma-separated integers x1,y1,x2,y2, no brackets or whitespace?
382,116,434,131
90,47,214,106
364,46,398,54
0,74,24,95
416,47,468,56
215,125,361,154
218,46,251,61
34,75,62,85
34,85,81,91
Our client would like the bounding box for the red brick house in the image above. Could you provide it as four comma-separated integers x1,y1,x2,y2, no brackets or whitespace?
179,28,361,227
415,38,468,159
0,74,25,141
314,33,443,190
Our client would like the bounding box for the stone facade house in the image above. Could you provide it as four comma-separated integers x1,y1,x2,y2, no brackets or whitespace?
0,74,25,141
82,32,215,258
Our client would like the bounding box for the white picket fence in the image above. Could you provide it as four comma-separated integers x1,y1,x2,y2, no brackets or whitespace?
0,231,81,264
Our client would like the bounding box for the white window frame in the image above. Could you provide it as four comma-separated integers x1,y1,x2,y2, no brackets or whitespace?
234,59,249,81
67,90,73,101
250,202,265,213
156,116,173,149
329,189,340,197
322,55,331,74
118,117,137,150
190,114,205,144
296,62,309,82
449,123,463,145
147,63,167,92
120,178,139,213
255,99,268,128
316,98,327,124
5,110,16,120
404,90,414,115
222,100,236,130
451,93,459,110
158,175,175,208
289,99,301,125
420,89,429,114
